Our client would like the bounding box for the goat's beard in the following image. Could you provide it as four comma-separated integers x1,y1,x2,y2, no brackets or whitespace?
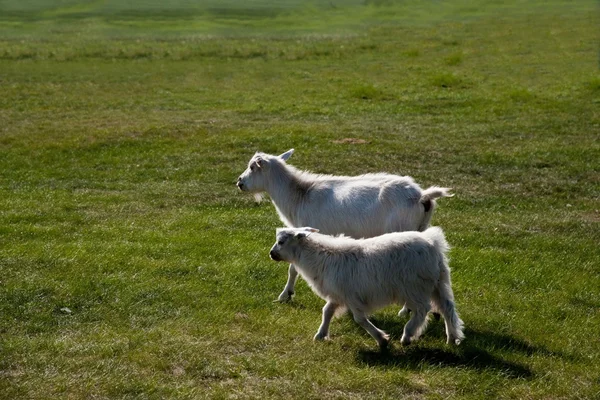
253,193,265,203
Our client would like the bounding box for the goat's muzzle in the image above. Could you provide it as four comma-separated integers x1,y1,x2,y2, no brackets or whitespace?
270,250,282,261
236,178,245,191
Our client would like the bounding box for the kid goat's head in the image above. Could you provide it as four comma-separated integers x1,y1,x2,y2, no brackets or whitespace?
236,149,294,193
269,227,319,263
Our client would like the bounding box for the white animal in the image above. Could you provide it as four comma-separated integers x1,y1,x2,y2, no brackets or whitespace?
269,227,464,348
237,149,453,309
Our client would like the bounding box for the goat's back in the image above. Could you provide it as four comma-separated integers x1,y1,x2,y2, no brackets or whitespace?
296,229,447,312
292,174,426,238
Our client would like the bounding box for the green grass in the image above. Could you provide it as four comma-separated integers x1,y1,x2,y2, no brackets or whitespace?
1,0,599,398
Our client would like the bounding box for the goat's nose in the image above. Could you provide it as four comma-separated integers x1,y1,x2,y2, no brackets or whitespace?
269,250,279,261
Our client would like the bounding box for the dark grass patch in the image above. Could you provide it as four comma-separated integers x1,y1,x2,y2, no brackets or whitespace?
349,83,388,100
509,87,535,102
357,344,533,379
444,52,463,66
585,76,600,92
430,72,464,88
403,48,420,57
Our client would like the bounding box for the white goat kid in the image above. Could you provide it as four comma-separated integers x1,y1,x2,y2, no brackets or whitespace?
269,227,465,348
237,149,453,306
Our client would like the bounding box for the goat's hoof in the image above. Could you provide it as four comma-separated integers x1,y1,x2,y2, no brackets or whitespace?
400,336,412,346
379,338,390,350
314,333,329,341
378,333,390,349
448,337,462,346
276,290,294,303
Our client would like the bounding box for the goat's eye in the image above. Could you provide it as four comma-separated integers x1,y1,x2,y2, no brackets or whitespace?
277,241,284,246
250,165,255,172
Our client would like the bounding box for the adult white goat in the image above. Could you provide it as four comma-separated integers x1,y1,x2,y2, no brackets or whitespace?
269,227,465,348
236,149,452,306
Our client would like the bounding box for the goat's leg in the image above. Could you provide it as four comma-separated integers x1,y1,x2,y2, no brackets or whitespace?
400,307,428,345
399,306,441,321
398,305,411,317
352,311,390,349
314,301,338,340
277,263,298,302
398,304,441,321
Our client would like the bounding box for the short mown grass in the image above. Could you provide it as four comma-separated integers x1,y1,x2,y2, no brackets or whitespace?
1,0,599,399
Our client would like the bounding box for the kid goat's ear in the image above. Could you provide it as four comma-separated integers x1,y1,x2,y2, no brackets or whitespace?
279,149,294,161
295,227,318,238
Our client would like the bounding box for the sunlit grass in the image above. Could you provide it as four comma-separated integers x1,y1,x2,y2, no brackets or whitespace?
0,0,599,399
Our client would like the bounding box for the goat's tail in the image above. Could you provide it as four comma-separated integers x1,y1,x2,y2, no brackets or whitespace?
427,229,464,345
422,226,450,255
418,187,454,231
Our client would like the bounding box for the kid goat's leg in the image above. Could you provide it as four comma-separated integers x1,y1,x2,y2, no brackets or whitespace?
314,301,338,340
278,263,299,302
398,305,410,317
401,307,428,345
352,311,390,348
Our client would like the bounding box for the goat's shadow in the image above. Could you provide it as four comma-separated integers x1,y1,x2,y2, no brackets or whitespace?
353,316,572,379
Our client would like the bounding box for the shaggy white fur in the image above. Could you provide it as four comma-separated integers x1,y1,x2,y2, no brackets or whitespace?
237,149,453,304
269,227,465,348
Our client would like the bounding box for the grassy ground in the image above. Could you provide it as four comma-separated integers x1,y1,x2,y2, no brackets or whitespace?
1,0,599,398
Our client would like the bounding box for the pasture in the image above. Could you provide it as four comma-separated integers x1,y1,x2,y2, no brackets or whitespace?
1,0,599,398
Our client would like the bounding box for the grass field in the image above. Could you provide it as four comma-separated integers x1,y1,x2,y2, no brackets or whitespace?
1,0,599,398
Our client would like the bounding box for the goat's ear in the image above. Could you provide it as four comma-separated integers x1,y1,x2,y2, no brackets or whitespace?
296,227,318,239
255,157,264,168
279,149,294,161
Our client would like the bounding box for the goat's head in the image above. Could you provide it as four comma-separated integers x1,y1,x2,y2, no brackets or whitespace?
236,149,294,193
269,227,318,263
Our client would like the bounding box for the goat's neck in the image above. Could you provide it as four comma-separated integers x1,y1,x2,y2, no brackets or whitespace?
294,243,329,276
265,164,308,225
